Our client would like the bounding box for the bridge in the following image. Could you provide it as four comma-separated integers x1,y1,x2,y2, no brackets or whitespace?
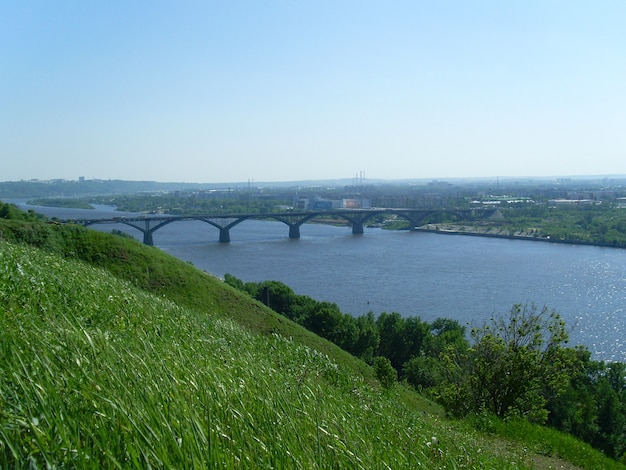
64,208,494,245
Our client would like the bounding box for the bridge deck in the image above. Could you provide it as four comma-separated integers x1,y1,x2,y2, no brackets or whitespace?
62,208,493,245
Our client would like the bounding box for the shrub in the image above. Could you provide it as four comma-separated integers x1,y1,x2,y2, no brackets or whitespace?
374,356,397,390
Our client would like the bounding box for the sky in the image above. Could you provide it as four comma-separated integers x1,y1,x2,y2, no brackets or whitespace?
2,1,625,184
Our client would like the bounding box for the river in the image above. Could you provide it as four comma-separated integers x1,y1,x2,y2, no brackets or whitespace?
10,201,626,362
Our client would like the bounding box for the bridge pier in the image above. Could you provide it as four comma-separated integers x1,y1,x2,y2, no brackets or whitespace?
351,222,364,235
219,228,231,243
288,224,301,239
143,231,154,246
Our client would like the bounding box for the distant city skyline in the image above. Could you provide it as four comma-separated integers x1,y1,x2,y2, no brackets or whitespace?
2,1,625,183
7,173,626,189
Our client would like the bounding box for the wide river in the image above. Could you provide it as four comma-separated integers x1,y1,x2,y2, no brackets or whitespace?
12,202,626,362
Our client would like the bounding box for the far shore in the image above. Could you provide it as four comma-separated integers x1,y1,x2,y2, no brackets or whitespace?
413,224,625,249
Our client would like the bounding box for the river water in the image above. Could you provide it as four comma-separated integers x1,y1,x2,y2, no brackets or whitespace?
11,202,626,362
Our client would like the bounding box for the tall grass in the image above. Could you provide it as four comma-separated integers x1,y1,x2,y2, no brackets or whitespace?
466,413,626,470
0,240,543,468
2,232,624,469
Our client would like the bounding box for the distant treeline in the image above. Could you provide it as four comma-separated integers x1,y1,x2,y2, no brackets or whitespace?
499,204,626,247
0,180,223,198
27,198,95,210
225,275,626,461
90,193,285,215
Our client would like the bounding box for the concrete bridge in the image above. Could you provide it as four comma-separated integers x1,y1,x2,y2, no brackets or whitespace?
65,208,494,245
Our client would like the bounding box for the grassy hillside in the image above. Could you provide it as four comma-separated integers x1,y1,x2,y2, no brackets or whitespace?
0,240,507,467
1,212,624,468
0,219,378,385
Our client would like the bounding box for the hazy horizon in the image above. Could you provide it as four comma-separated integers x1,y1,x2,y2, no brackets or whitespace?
6,173,626,188
2,2,625,183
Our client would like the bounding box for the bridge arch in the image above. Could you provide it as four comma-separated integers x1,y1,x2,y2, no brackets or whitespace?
268,213,326,239
82,218,178,245
193,216,248,243
67,208,493,244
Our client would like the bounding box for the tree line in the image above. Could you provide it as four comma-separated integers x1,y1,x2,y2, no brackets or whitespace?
88,193,288,216
499,204,626,247
225,275,626,462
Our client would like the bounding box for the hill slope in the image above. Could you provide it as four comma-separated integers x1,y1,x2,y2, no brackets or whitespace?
0,240,525,468
1,213,624,468
0,218,377,383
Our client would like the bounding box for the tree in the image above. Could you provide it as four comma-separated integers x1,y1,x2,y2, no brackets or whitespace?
352,312,379,362
374,356,397,390
304,304,347,344
402,317,430,360
594,378,626,458
545,354,626,460
425,317,467,357
545,347,599,441
404,355,443,389
441,304,576,423
254,281,296,316
224,273,245,291
375,312,406,370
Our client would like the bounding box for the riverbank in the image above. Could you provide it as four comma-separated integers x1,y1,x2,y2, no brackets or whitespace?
414,224,626,249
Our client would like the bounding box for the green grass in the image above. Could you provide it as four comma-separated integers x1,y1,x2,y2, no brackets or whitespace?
1,217,624,468
1,240,535,468
0,220,380,385
465,414,626,470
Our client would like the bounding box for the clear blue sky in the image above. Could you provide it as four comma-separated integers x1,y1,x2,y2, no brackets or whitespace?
2,1,625,183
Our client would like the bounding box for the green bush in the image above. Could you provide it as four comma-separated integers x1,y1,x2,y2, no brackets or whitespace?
374,356,397,390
